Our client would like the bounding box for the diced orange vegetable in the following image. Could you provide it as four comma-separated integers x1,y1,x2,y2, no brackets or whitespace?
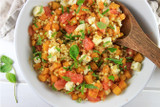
122,57,126,65
113,74,119,81
116,49,122,55
39,14,48,20
84,75,93,84
90,62,98,71
124,71,131,79
118,80,127,90
43,23,51,31
63,61,70,67
71,4,78,11
78,93,86,100
55,8,62,15
98,1,104,10
49,62,61,72
88,0,94,5
109,14,117,20
31,40,36,46
101,65,110,74
112,86,122,95
51,74,58,83
38,74,49,82
32,22,41,31
119,13,126,20
111,84,117,90
95,81,103,90
52,23,59,31
41,68,49,75
88,88,99,98
76,67,84,73
91,53,99,58
42,53,48,60
120,74,126,81
109,2,120,10
70,17,77,26
133,53,144,62
51,2,61,10
33,63,41,71
98,90,106,100
43,41,50,52
72,94,78,100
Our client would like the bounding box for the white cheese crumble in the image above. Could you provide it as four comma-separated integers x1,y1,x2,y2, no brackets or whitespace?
91,23,97,29
92,34,102,46
105,89,111,95
79,54,92,64
48,46,59,62
88,17,96,24
60,0,68,6
68,0,77,5
111,65,120,74
102,37,113,47
84,66,90,75
131,61,142,72
65,81,75,91
33,6,44,17
34,56,41,64
75,24,85,32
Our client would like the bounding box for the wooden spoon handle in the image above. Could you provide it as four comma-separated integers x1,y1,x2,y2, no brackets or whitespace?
116,32,160,68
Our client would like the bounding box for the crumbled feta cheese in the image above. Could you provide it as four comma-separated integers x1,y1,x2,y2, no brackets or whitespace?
84,66,90,75
34,56,41,63
91,23,97,29
47,30,52,39
111,65,120,74
88,17,96,24
131,61,142,72
68,0,77,5
117,18,122,27
105,89,111,95
48,46,59,62
60,0,68,6
79,54,92,64
93,34,102,46
75,24,85,32
97,0,111,5
65,81,75,91
33,6,44,17
102,37,113,47
115,55,119,59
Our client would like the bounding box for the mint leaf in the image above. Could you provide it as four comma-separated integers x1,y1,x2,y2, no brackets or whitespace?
1,55,13,65
0,64,12,73
108,48,117,53
108,75,115,81
6,73,16,83
96,22,107,29
69,45,79,61
36,35,42,45
77,0,85,5
107,58,123,65
102,9,109,15
85,84,98,89
62,76,71,81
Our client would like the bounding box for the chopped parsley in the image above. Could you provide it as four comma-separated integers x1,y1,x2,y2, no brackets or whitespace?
62,76,71,81
108,48,117,53
36,35,42,45
108,75,115,81
102,9,110,15
96,22,107,29
107,58,123,65
55,47,61,52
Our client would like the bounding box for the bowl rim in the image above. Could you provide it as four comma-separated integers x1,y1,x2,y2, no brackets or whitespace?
14,0,160,107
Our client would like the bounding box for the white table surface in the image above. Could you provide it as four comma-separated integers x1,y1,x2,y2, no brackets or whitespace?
0,39,160,107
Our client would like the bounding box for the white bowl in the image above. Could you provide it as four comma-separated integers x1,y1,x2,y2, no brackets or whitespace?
14,0,160,107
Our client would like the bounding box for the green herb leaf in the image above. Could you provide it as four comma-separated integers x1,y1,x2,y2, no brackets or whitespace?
52,83,57,91
52,32,57,38
79,20,85,24
82,8,89,11
62,76,71,81
92,73,99,78
1,55,13,65
61,5,64,13
66,87,74,94
98,9,103,17
32,46,36,53
108,75,115,81
69,45,79,61
80,30,85,39
96,22,107,29
97,60,103,67
93,57,99,62
76,98,82,103
126,57,132,59
107,58,123,65
104,3,108,6
88,30,90,34
102,9,109,15
67,7,70,13
38,6,43,14
42,59,47,63
93,50,100,54
79,55,87,63
36,35,42,45
34,51,42,58
34,23,38,28
47,54,52,58
80,82,85,94
108,24,115,30
108,48,117,53
51,11,54,15
85,84,98,89
103,41,111,47
6,73,16,83
76,4,82,14
55,47,61,52
77,0,85,5
0,64,12,73
88,65,92,71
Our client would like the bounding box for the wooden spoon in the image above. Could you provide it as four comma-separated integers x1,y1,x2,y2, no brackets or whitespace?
113,1,160,68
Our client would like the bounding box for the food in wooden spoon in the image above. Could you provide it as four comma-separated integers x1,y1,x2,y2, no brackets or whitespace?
28,0,144,103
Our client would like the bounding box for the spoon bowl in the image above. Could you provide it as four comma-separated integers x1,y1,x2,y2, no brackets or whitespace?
114,1,160,68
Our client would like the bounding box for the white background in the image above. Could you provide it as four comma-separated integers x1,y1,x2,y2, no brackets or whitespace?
0,39,160,107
